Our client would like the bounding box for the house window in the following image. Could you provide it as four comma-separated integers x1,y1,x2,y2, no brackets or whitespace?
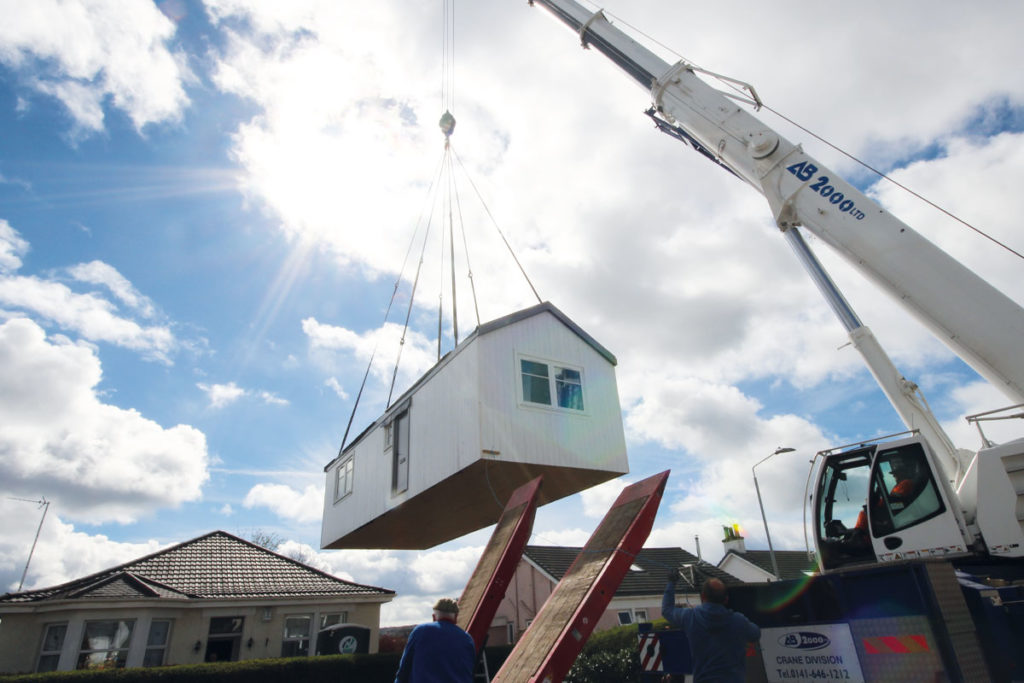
320,612,348,629
505,622,515,644
206,616,244,662
634,609,649,623
334,456,354,502
520,358,584,411
37,622,67,672
282,615,312,658
77,619,135,670
616,610,633,626
391,409,410,494
143,620,171,667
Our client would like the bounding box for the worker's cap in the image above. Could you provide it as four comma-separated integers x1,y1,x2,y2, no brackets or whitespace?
433,598,459,614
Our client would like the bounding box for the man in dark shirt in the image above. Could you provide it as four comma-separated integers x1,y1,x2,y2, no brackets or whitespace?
662,572,760,682
394,597,475,683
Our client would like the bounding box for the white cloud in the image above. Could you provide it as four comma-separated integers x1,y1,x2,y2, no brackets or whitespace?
0,501,168,592
0,228,176,360
242,483,323,523
579,478,628,519
68,260,157,318
325,377,349,400
0,219,28,272
197,381,246,408
0,0,192,134
302,318,436,400
198,381,289,409
0,318,209,524
0,274,175,362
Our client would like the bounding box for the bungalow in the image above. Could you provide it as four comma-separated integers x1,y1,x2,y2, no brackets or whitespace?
0,531,394,674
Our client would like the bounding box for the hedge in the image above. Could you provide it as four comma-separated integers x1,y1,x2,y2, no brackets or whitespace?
0,643,526,683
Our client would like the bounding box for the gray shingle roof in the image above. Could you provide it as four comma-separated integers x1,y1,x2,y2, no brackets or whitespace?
524,545,742,596
0,530,394,604
721,549,818,580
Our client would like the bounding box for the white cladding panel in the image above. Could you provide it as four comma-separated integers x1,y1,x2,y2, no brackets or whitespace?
476,311,627,471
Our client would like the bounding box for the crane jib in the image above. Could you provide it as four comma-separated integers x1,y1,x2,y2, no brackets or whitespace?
644,108,738,179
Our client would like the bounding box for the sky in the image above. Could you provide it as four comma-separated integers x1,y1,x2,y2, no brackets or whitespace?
1,0,1022,627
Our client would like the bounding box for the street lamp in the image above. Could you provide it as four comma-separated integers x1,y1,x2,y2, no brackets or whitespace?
752,447,795,581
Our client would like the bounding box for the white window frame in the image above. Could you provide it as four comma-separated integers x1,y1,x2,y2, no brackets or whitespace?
282,614,312,658
37,622,67,672
76,619,135,670
616,610,633,625
517,355,586,413
320,612,348,629
634,609,649,623
143,619,172,667
334,455,354,502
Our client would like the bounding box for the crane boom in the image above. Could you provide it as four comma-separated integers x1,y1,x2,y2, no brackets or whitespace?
528,0,1024,404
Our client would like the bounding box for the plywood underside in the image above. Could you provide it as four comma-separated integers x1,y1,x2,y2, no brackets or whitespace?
323,460,622,550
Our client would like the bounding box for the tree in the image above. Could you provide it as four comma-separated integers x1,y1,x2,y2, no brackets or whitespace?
244,528,285,551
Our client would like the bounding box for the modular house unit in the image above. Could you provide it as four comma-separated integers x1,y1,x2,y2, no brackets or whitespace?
321,302,629,549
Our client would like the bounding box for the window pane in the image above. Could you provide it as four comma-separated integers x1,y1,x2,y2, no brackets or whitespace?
285,616,311,639
142,648,165,667
43,624,67,652
37,654,60,673
81,620,134,651
617,611,632,625
320,612,347,629
209,617,244,635
147,620,170,647
874,445,944,533
522,374,551,404
520,360,549,378
554,367,584,410
77,649,128,670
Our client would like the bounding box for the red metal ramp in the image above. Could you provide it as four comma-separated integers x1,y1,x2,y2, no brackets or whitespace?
493,470,669,683
457,476,543,653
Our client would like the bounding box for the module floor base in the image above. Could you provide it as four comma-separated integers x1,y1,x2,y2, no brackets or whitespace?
323,460,620,550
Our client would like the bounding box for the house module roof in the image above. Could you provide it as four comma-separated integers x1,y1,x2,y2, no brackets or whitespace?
0,530,394,604
524,545,741,596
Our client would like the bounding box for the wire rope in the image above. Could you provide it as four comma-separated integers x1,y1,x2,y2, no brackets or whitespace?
336,153,450,454
452,147,543,304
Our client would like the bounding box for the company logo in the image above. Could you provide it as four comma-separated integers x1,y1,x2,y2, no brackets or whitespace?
338,635,359,654
778,631,831,651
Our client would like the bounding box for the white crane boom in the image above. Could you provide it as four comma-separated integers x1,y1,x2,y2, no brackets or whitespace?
528,0,1024,405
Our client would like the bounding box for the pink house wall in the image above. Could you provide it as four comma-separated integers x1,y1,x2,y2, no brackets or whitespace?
487,557,678,645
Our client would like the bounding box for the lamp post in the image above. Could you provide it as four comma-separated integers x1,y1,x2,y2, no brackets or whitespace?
752,447,795,581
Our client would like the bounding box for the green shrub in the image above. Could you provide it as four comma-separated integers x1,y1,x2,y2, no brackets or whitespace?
0,645,513,683
0,654,401,683
565,646,639,683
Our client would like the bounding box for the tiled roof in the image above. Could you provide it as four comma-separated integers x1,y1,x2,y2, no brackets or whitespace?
0,530,395,604
721,549,818,581
523,545,742,596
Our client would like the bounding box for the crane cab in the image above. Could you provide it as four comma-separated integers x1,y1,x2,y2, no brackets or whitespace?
812,435,971,572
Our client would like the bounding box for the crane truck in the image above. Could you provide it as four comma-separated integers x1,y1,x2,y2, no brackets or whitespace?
518,0,1024,679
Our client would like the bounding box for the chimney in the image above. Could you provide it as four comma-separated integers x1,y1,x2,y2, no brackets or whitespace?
722,524,746,554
